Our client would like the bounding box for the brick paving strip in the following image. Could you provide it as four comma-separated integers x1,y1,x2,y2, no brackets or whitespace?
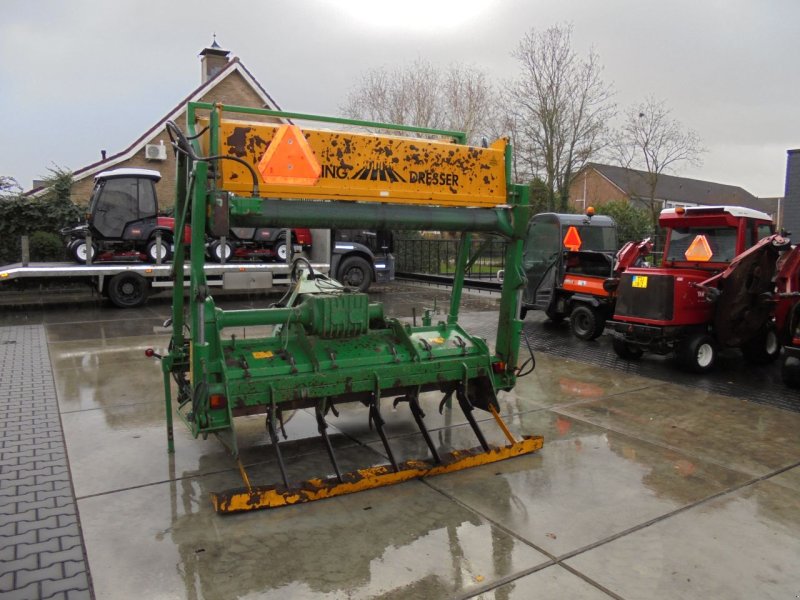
0,325,92,599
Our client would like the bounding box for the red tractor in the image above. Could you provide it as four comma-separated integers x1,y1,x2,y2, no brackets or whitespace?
609,205,783,372
774,245,800,387
61,168,189,263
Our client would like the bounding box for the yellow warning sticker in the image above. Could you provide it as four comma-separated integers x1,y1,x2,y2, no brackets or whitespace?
252,351,274,359
631,276,648,288
429,337,445,344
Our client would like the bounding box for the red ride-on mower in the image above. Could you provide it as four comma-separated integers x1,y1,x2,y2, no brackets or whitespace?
61,168,189,264
207,227,312,263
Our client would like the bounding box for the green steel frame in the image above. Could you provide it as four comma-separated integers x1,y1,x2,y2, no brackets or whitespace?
160,102,530,460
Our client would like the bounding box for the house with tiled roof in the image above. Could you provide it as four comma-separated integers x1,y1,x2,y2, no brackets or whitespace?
30,39,282,208
569,162,783,225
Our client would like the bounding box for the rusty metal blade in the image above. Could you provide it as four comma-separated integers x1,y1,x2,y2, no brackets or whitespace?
211,435,543,514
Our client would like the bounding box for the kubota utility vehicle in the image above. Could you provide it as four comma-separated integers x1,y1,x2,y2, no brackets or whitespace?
521,210,652,340
61,168,189,263
609,205,783,373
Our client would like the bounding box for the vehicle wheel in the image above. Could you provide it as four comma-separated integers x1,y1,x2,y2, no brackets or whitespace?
71,240,96,264
146,237,173,263
740,324,781,365
612,335,644,360
107,272,149,308
337,256,372,292
274,239,288,262
209,240,233,263
676,333,716,373
570,305,605,341
781,354,800,388
519,306,528,320
545,306,565,324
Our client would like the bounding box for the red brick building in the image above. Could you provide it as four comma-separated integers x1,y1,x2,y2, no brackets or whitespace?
569,163,782,225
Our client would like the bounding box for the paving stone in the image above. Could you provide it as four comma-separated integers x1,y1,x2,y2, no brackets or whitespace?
16,514,59,535
15,562,63,588
62,560,86,579
3,580,39,599
0,530,37,550
66,589,92,600
39,547,85,569
15,537,61,560
0,571,13,592
38,522,79,543
0,544,15,561
40,572,90,598
0,554,38,577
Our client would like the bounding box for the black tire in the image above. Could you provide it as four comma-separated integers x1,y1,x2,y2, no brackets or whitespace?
146,237,172,263
676,333,716,373
337,256,372,292
274,239,288,262
209,240,233,263
740,324,781,365
519,306,528,320
570,305,605,341
107,273,149,308
612,335,644,360
71,240,96,264
781,354,800,388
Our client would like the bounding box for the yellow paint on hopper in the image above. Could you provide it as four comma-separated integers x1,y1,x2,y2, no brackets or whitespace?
199,118,508,207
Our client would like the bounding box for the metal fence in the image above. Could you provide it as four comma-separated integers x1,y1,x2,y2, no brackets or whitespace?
395,236,507,278
395,232,667,279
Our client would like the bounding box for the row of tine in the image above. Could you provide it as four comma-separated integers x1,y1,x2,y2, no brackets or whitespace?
263,384,490,489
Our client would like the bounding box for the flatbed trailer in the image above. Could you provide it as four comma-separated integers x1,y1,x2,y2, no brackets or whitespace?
0,260,328,308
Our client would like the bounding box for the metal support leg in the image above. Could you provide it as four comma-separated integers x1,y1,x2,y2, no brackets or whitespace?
162,369,174,454
457,386,490,452
267,406,290,487
406,393,441,464
316,401,343,483
369,397,399,472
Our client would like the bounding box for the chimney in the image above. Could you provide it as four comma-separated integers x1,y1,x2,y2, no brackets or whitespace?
199,35,231,83
783,149,800,238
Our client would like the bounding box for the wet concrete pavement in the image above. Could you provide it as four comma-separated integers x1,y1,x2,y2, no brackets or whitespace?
2,282,800,599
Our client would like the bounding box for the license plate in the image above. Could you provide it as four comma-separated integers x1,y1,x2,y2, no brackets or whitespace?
631,276,648,288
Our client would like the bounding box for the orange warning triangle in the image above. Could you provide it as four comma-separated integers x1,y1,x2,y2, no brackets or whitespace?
684,234,713,261
563,226,582,251
257,125,321,186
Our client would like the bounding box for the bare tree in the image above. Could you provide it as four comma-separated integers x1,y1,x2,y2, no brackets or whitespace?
614,96,705,229
505,24,615,211
341,60,497,144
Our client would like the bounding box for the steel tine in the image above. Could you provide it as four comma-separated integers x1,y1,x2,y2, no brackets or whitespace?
456,387,490,452
408,393,441,464
369,396,399,472
316,402,343,483
266,406,290,488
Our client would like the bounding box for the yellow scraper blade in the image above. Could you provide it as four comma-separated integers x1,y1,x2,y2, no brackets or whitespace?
211,435,543,514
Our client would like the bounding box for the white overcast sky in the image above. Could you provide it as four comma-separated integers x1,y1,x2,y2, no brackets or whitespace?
2,0,798,197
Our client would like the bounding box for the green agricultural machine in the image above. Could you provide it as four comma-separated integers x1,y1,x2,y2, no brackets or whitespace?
149,101,542,513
